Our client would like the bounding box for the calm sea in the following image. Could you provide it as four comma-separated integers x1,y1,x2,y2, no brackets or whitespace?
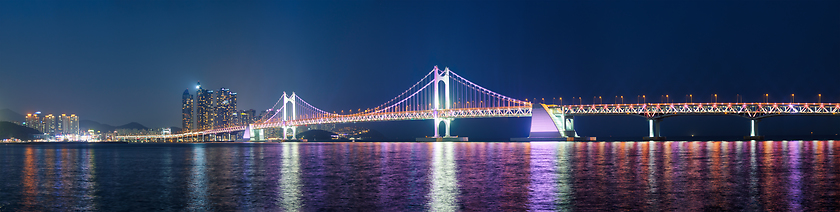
1,141,839,211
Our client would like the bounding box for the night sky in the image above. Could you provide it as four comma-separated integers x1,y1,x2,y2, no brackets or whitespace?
1,1,838,139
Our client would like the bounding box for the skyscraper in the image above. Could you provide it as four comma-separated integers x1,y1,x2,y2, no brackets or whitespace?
214,88,237,128
56,114,64,135
62,114,79,135
182,89,194,132
196,82,214,131
44,114,56,134
25,112,44,133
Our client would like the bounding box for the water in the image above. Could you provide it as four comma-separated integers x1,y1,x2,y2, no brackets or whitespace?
1,141,839,211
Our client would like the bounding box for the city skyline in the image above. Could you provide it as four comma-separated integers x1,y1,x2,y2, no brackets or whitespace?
0,1,838,138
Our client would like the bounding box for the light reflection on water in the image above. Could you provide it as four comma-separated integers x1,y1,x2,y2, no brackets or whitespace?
280,142,302,210
187,144,208,211
2,141,840,211
429,142,458,211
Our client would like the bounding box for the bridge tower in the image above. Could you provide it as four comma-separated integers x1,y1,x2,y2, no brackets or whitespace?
282,92,297,140
433,66,452,138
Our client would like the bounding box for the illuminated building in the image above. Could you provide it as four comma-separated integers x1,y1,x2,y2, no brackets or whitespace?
56,114,64,134
182,89,194,132
23,112,78,137
44,114,56,134
196,81,214,131
214,88,237,128
61,114,79,135
24,112,44,133
234,109,256,125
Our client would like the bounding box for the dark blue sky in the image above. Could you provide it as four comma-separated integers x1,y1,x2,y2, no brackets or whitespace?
1,1,838,138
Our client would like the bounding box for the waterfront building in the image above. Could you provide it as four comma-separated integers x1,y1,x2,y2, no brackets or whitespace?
182,89,194,132
44,114,56,134
61,114,79,135
214,87,236,128
196,82,214,131
244,109,255,123
233,109,257,126
24,112,44,133
56,114,64,134
23,112,77,136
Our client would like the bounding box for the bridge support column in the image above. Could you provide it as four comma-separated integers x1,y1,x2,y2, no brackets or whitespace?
512,103,592,141
644,119,665,141
561,115,578,138
434,118,452,138
744,119,764,140
283,126,296,140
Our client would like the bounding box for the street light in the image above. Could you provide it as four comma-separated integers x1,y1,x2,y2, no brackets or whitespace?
819,94,822,103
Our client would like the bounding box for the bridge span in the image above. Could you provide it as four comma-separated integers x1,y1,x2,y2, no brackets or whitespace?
117,66,840,142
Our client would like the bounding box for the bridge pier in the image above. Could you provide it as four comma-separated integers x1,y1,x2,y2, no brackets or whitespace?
561,115,578,138
512,103,593,141
417,118,466,141
434,118,452,138
283,126,296,140
744,119,764,140
644,119,666,141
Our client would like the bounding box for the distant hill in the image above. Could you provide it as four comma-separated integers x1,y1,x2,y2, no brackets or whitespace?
0,121,40,140
297,130,337,141
117,122,149,130
80,120,150,132
0,109,25,122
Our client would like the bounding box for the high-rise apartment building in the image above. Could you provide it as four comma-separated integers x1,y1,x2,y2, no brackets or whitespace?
233,109,257,126
25,112,44,133
24,112,77,136
56,114,64,134
195,82,214,131
61,114,79,135
214,87,237,128
182,89,194,132
44,114,56,134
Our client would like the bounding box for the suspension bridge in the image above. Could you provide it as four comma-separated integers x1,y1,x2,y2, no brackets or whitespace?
117,66,840,142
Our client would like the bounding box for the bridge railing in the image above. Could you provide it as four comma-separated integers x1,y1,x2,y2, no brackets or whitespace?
552,102,840,118
252,105,532,128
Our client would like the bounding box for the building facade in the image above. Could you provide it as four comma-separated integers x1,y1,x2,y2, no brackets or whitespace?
25,112,44,133
196,82,214,131
61,114,79,135
24,112,78,136
44,114,56,134
182,89,194,132
214,87,237,128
